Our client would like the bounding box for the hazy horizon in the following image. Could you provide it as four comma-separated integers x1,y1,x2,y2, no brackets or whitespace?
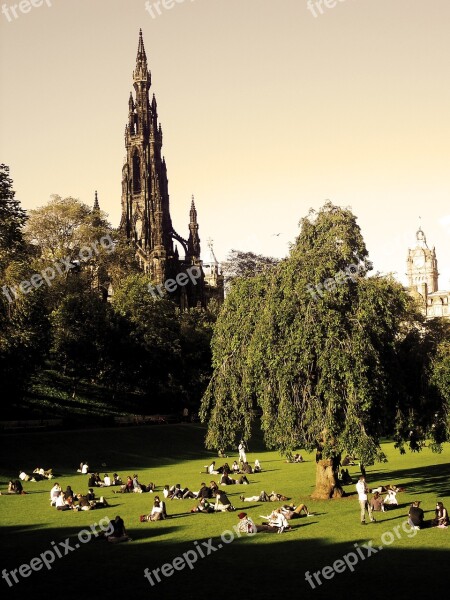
1,0,449,287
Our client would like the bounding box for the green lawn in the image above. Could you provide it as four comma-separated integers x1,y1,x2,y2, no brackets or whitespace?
0,424,449,599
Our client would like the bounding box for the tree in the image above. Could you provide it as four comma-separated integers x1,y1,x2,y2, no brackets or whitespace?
221,249,279,282
200,202,443,499
0,164,27,265
110,273,183,409
24,195,95,261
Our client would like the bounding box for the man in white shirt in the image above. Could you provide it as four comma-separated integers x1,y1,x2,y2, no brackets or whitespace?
238,441,247,464
103,474,111,486
356,476,375,524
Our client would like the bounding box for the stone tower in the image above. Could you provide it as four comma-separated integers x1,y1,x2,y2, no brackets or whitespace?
119,31,224,306
406,226,449,319
406,227,439,295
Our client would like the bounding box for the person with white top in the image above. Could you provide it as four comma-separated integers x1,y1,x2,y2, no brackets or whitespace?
356,476,375,524
50,482,62,506
103,474,111,486
238,440,247,464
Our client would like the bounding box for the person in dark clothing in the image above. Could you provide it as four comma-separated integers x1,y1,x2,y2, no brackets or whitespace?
431,501,449,527
108,516,130,541
408,501,425,529
197,483,212,499
65,486,74,500
215,489,233,512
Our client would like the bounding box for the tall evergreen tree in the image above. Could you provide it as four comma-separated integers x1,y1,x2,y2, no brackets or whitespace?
0,164,27,262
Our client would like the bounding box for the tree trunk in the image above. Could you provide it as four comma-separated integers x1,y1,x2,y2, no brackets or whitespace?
311,457,344,499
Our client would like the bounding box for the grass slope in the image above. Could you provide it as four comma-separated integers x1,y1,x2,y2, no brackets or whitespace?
0,424,449,600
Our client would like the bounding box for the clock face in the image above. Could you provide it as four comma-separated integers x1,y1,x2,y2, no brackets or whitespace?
413,255,425,268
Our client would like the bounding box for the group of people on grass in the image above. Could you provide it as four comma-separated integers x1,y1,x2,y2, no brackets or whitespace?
50,482,109,511
357,475,447,529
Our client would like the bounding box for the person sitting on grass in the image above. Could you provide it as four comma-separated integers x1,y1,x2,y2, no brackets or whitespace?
50,482,62,506
370,491,385,513
214,489,233,512
14,479,25,494
254,459,262,473
112,473,122,486
232,461,240,474
431,502,449,528
383,487,398,507
113,476,134,493
340,469,353,485
197,482,212,500
236,512,259,533
75,494,92,511
408,501,426,530
209,481,219,497
55,491,72,511
64,485,74,501
142,481,155,493
217,463,231,474
154,496,167,518
107,516,131,543
148,499,164,521
241,462,253,475
207,461,219,475
258,509,291,533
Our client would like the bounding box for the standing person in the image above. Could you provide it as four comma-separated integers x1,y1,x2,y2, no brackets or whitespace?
238,440,247,464
356,476,375,524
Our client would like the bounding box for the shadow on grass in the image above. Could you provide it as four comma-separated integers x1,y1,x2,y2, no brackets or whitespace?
1,522,449,600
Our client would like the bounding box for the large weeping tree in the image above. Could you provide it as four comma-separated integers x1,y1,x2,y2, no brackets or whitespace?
200,202,449,498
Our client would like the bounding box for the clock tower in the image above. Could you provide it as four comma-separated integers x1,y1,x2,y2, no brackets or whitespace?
406,227,439,294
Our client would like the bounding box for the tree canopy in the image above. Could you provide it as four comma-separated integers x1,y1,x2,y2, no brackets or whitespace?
200,202,450,498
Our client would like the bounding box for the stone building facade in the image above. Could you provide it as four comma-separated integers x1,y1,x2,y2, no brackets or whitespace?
406,227,450,319
119,30,223,307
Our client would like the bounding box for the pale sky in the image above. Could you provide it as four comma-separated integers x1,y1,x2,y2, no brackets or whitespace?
1,0,449,287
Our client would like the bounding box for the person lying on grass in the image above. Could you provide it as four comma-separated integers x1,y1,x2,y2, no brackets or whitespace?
219,472,249,485
280,502,312,519
190,497,215,513
240,490,289,502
